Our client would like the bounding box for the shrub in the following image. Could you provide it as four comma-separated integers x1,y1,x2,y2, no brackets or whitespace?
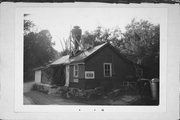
32,83,38,90
83,88,104,100
66,88,79,98
32,83,51,94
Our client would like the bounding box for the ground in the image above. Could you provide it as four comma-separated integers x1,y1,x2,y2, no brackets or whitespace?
24,81,85,105
24,91,86,105
24,81,35,93
23,81,158,105
24,90,143,105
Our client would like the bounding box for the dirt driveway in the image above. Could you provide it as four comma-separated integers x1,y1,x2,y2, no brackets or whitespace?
24,90,142,105
24,81,35,93
24,91,85,105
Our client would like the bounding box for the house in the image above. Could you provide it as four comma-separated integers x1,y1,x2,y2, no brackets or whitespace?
34,26,139,90
34,42,137,90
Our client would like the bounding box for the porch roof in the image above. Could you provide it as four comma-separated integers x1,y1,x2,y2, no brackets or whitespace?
50,55,70,66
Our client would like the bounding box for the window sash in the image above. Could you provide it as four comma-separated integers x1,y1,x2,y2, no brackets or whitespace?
74,64,78,77
104,63,112,77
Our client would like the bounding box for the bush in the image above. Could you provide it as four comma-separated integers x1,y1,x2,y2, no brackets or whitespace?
94,87,105,96
32,83,51,94
33,85,106,100
59,86,69,97
32,83,38,90
66,88,79,98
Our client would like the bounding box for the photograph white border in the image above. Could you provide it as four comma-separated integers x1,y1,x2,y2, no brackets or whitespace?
0,2,178,120
15,5,167,113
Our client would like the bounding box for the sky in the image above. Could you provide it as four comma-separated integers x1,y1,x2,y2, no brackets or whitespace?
25,7,164,52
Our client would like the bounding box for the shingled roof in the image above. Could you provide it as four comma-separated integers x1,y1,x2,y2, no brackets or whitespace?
50,43,107,66
49,42,133,66
69,43,107,63
50,55,70,66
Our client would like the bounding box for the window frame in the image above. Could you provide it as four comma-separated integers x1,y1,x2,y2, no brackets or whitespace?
73,79,79,83
73,64,79,77
103,63,112,77
85,71,95,79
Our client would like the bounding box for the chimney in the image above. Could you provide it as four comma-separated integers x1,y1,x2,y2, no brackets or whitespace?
71,26,82,51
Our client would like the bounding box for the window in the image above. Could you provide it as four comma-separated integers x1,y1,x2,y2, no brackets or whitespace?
73,79,79,83
104,63,112,77
74,64,78,77
85,71,95,79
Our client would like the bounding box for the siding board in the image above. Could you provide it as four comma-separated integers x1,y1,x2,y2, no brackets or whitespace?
85,45,135,89
69,44,135,89
69,64,85,88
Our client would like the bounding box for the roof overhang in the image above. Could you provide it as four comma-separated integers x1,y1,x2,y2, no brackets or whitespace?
32,66,47,71
69,62,85,65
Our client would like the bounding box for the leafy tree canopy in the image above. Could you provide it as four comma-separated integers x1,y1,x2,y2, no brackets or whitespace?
24,19,59,82
81,26,122,48
120,19,159,64
80,19,159,78
24,19,35,35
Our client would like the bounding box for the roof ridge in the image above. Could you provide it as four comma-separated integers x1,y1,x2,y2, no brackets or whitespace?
49,42,108,65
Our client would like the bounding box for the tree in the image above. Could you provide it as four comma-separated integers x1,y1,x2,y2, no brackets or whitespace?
81,19,159,78
81,31,96,49
118,19,160,78
24,20,58,82
24,19,35,35
81,26,122,48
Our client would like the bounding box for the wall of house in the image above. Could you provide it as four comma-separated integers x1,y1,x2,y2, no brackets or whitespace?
35,70,41,83
65,65,70,86
51,65,66,86
69,64,85,88
84,46,135,89
41,67,53,84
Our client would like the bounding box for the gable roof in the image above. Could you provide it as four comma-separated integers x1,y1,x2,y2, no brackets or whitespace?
49,42,134,66
48,43,107,66
69,43,107,63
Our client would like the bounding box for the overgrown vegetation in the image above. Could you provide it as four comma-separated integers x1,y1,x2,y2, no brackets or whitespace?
32,84,138,99
32,83,157,105
79,19,159,78
24,15,59,82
